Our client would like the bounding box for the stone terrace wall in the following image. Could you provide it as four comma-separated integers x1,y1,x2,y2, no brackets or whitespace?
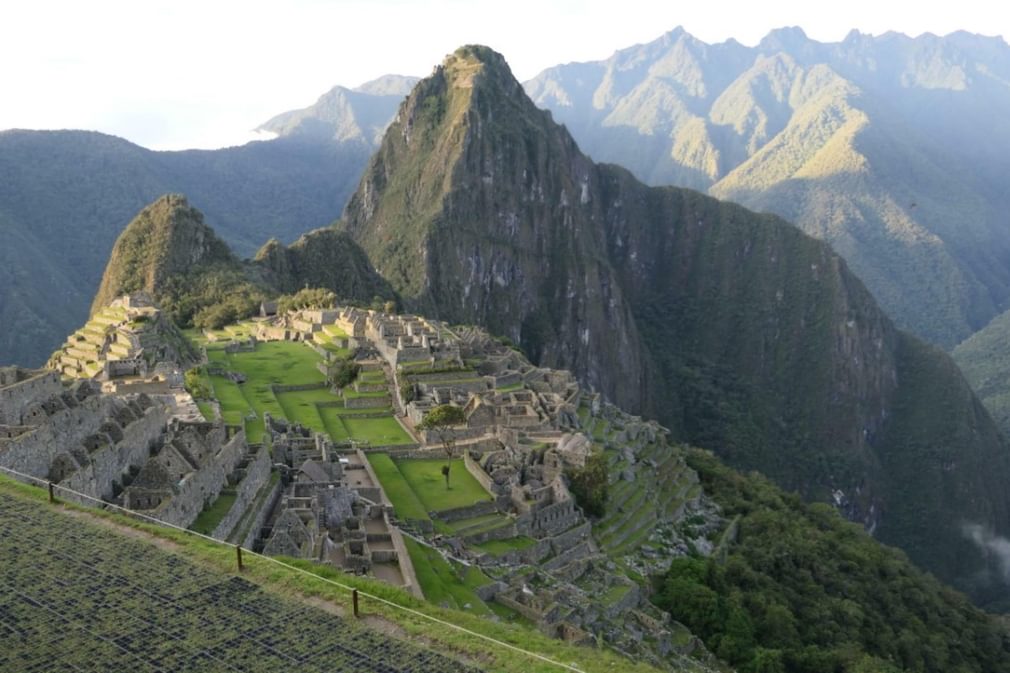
154,429,247,529
0,370,62,425
241,476,284,550
212,444,271,540
0,394,168,502
64,401,170,499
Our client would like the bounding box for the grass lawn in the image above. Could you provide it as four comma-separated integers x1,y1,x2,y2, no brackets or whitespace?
195,400,216,422
403,538,492,616
322,324,348,338
228,341,324,386
275,388,338,434
208,374,253,425
471,537,537,556
190,490,237,535
395,459,493,512
343,416,413,445
359,369,387,384
366,454,430,522
207,341,326,442
319,407,351,442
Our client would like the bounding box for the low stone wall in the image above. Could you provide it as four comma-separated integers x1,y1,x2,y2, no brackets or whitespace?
418,426,487,444
405,370,477,384
550,521,591,554
308,343,330,360
272,382,328,394
475,580,507,602
493,372,522,387
462,521,518,545
542,540,593,572
344,395,390,409
364,445,445,459
418,379,489,395
435,499,499,523
211,444,271,540
463,451,500,496
603,581,641,619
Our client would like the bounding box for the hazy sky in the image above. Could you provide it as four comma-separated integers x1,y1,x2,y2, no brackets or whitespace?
2,0,1005,150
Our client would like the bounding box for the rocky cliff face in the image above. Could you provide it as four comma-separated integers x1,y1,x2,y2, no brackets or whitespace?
343,47,648,407
91,194,237,313
333,46,1010,601
525,28,1010,349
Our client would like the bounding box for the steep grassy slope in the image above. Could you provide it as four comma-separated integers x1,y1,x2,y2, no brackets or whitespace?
330,46,1010,603
525,28,1010,348
0,129,372,367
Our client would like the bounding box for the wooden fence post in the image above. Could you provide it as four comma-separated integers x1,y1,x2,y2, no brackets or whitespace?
236,545,244,572
48,482,55,503
352,589,359,617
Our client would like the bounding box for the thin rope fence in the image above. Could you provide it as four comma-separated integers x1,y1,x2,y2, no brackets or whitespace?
0,463,584,673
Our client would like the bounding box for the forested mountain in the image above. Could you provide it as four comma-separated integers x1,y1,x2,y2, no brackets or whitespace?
0,80,410,368
322,45,1010,604
92,194,392,330
525,27,1010,349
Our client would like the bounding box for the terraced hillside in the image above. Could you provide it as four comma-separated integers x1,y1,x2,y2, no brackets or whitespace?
0,487,479,673
582,404,705,567
49,299,194,380
190,332,412,447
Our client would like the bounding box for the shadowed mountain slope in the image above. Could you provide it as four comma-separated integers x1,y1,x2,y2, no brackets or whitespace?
525,27,1010,349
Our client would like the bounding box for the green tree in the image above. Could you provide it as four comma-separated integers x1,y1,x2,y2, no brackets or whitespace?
183,368,210,400
418,404,466,489
276,287,337,314
566,450,609,517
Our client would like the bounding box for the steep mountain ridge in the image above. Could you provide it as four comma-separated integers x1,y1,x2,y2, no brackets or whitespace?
91,194,392,329
954,308,1010,438
92,194,238,312
257,76,415,145
525,28,1010,348
0,129,375,366
330,45,1010,603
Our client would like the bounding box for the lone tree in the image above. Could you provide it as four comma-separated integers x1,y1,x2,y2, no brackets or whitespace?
418,404,466,489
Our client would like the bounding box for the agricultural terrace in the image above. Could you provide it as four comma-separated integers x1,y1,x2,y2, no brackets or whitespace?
365,455,531,561
0,489,479,673
192,334,412,447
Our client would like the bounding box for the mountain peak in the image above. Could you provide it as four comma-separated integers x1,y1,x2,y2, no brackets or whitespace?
758,25,812,51
91,194,235,313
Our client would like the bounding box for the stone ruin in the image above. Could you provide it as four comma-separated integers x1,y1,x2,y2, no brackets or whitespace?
48,293,193,392
258,415,421,597
120,419,251,529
